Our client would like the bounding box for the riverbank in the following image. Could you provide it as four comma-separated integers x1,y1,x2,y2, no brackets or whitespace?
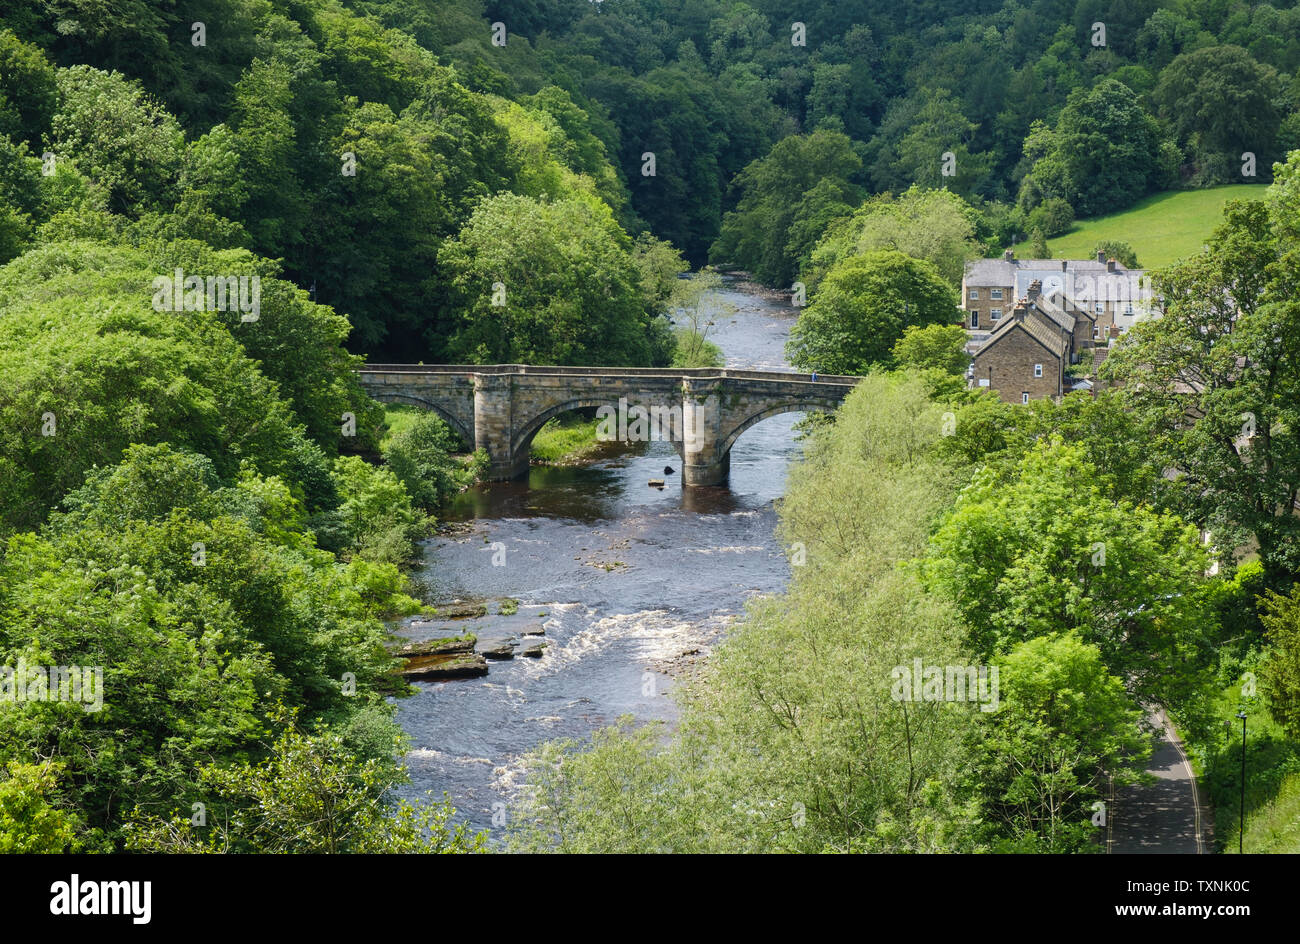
529,414,605,464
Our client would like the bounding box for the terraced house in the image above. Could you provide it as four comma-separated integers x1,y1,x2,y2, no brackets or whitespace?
962,250,1152,337
964,252,1158,403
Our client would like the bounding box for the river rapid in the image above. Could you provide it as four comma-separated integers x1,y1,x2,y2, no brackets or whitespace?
391,278,809,833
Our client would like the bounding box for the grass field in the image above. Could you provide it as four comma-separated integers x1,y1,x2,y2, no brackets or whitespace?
1046,185,1269,270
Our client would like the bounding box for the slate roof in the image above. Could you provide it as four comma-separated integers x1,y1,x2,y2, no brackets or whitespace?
975,304,1068,361
1019,310,1069,359
965,258,1151,308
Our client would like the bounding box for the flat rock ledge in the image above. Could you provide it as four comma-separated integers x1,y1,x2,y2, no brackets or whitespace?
393,635,476,658
397,652,489,681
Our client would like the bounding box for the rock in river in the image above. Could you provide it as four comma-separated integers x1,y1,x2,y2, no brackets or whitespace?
398,652,489,680
420,602,488,621
480,642,515,660
394,634,475,658
521,641,547,658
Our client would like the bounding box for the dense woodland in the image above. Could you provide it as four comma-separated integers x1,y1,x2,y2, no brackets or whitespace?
1,0,1300,853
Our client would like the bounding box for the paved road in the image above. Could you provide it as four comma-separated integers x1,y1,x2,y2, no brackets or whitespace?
1111,709,1207,854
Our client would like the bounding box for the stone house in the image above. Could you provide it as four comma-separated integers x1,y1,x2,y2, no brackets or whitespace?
971,279,1111,403
962,250,1152,342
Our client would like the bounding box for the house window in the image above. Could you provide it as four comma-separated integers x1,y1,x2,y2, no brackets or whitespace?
990,289,1003,300
990,308,1002,321
1093,325,1100,339
969,289,979,300
1095,303,1105,314
1022,392,1030,404
970,311,979,328
1124,303,1134,314
1034,363,1043,378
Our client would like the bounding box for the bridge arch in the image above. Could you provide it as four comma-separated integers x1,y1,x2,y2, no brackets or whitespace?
366,392,475,448
717,398,844,459
510,396,686,462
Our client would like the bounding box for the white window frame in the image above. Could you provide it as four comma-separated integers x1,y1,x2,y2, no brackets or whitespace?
969,289,979,300
990,308,1002,321
1093,324,1100,339
990,288,1003,300
1095,302,1105,314
1034,363,1043,378
1022,392,1030,404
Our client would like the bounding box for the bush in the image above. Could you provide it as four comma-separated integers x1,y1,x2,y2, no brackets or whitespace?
382,409,480,511
1026,197,1074,238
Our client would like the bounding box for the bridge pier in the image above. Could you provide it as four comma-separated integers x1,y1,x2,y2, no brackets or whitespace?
681,378,728,486
474,374,528,480
683,451,730,487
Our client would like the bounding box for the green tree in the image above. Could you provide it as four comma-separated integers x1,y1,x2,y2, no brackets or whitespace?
1260,586,1300,740
971,633,1150,853
382,411,482,513
1028,227,1050,258
710,127,862,288
890,89,992,199
0,29,57,145
439,193,671,366
891,323,970,375
127,711,485,854
1020,78,1169,216
1093,240,1139,268
927,438,1214,707
1153,46,1286,181
1104,170,1300,587
787,250,957,374
0,762,83,853
48,65,183,215
805,186,979,289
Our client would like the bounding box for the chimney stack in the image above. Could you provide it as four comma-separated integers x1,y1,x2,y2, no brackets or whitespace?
1096,250,1106,263
1106,259,1117,273
1061,260,1067,272
1027,279,1041,301
1004,249,1014,262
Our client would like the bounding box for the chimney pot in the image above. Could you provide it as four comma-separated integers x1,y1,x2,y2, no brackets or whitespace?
1004,249,1014,262
1097,250,1106,263
1061,260,1067,271
1106,259,1117,272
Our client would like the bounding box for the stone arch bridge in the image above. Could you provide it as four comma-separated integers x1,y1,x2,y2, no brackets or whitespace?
357,365,860,486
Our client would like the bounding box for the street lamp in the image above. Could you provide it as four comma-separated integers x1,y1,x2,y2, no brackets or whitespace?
1236,710,1247,854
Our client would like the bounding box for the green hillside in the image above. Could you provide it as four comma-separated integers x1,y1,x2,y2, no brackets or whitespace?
1047,185,1270,269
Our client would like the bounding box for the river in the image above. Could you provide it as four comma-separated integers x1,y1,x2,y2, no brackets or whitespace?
391,278,807,833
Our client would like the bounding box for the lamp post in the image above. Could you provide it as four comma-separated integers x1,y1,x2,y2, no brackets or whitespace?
1236,711,1247,854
